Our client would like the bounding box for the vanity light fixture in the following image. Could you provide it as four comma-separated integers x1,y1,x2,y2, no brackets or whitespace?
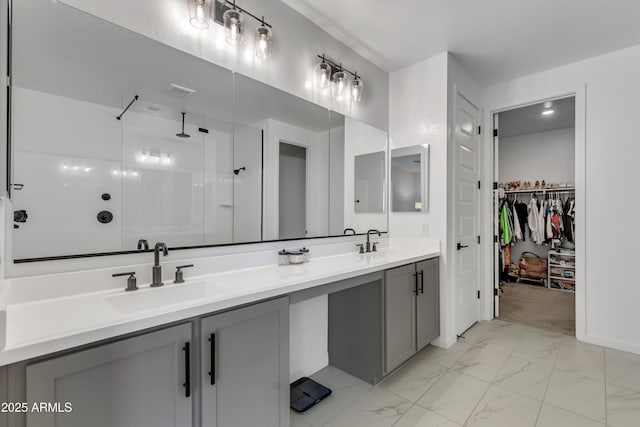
255,18,273,59
189,0,211,30
315,54,364,102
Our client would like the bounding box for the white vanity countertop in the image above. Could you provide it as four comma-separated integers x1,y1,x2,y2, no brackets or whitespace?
0,239,439,366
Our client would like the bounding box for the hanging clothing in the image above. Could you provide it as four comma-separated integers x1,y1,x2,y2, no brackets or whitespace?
514,201,529,242
500,201,513,245
512,203,523,241
563,198,575,243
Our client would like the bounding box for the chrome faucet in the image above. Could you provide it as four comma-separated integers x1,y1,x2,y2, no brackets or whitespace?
151,242,169,287
343,228,356,235
137,239,149,250
366,229,381,253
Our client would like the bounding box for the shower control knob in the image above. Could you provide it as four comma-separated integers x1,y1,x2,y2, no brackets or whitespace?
101,193,111,201
97,210,113,224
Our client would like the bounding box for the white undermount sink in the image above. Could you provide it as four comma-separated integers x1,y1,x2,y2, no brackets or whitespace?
107,281,207,314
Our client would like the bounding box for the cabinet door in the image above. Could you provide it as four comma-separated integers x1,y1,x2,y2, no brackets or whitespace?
26,323,193,427
201,297,289,427
384,264,417,373
416,258,440,350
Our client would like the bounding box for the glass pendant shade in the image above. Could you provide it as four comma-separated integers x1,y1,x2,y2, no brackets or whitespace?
189,0,210,29
315,61,332,88
351,77,364,102
255,26,273,59
332,70,348,97
223,9,244,45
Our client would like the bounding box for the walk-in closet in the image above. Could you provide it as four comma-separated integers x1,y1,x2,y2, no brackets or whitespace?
493,97,576,335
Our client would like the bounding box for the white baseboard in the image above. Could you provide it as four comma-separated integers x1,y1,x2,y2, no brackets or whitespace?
289,352,329,382
581,334,640,356
431,335,457,349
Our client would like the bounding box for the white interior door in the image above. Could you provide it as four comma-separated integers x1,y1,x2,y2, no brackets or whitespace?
454,93,482,335
493,114,501,317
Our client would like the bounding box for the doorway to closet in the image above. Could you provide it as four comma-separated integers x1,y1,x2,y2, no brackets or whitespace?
493,96,576,336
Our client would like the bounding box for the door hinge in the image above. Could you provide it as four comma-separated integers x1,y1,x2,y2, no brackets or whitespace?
477,235,481,244
477,290,481,299
493,182,498,190
5,76,10,87
477,180,481,190
493,235,498,243
493,129,498,137
494,288,499,296
478,125,481,135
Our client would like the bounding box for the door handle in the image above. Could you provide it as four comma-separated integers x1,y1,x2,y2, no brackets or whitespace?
419,270,424,294
413,272,419,295
208,333,216,386
183,342,191,398
457,243,469,251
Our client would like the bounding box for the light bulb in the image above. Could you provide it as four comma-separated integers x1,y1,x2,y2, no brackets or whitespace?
223,9,244,45
332,70,348,97
315,61,331,88
255,26,272,59
351,77,364,102
189,0,210,30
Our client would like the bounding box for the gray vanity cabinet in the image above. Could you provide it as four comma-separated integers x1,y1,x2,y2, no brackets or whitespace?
384,264,417,373
25,323,193,427
200,297,289,427
385,258,440,373
416,259,440,349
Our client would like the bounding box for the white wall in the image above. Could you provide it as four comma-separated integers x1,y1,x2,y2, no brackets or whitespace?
58,0,389,131
343,117,388,233
499,127,575,185
232,125,262,243
389,53,451,345
483,43,640,354
328,126,345,235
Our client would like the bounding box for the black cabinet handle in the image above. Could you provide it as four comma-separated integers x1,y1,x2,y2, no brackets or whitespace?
419,270,424,294
183,342,191,398
208,333,216,385
413,272,419,295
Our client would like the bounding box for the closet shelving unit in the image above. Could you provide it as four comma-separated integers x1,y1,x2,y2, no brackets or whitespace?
548,249,576,292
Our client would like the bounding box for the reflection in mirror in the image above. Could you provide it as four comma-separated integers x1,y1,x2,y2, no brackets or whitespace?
11,0,235,259
9,0,387,261
233,74,332,241
391,145,430,212
354,152,386,213
343,117,388,234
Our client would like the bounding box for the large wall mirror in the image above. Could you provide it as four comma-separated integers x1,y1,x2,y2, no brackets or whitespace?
9,0,388,261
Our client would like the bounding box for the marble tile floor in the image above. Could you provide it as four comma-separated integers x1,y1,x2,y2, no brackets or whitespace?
291,319,640,427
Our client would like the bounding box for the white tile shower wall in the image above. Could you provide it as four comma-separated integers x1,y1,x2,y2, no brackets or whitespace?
11,88,123,258
57,0,389,131
122,111,206,249
483,43,640,354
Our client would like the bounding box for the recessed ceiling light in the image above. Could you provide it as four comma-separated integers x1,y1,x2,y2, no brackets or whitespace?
542,109,555,116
